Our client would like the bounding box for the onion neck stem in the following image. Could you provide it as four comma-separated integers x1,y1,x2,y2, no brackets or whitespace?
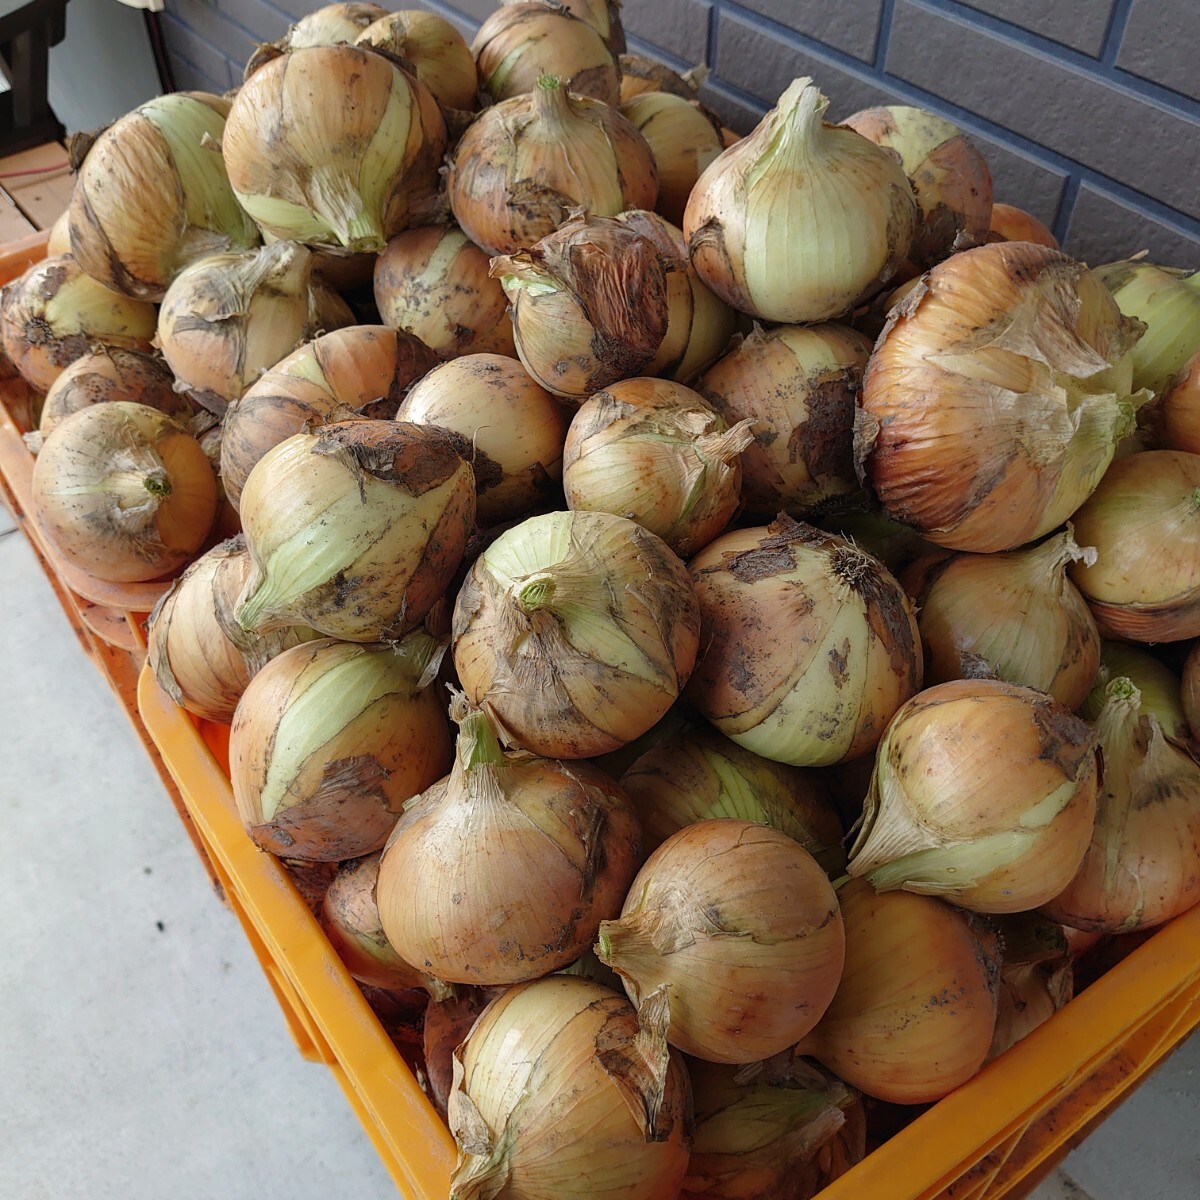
457,710,505,770
532,75,575,130
517,572,557,613
142,469,172,498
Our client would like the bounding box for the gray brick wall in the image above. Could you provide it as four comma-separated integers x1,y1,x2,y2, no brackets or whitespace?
157,0,1200,267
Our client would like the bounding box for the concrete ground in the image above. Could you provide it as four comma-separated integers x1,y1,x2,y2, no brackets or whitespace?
0,505,1196,1199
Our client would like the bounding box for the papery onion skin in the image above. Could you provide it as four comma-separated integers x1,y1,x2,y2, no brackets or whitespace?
1159,353,1200,455
986,916,1073,1062
423,988,497,1117
505,0,626,55
355,11,479,112
618,53,702,103
988,202,1059,248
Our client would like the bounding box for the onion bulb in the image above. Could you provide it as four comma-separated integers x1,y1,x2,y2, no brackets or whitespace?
1082,643,1193,752
686,519,922,767
399,353,566,527
795,878,1000,1104
987,915,1073,1061
249,2,388,74
452,509,701,758
696,323,872,519
448,976,691,1200
1157,352,1200,454
235,420,475,643
0,255,156,391
355,12,478,112
857,241,1147,552
31,402,216,582
374,226,515,360
230,632,452,860
423,988,497,1116
447,75,657,257
684,77,917,323
598,819,845,1063
988,202,1059,248
505,0,626,54
223,45,446,253
1043,677,1200,933
901,529,1101,709
619,54,703,102
67,93,259,300
847,679,1098,913
1184,644,1200,744
147,535,318,722
46,210,71,256
377,696,640,984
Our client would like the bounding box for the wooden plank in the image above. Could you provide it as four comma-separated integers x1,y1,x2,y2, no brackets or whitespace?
0,140,71,230
0,192,36,243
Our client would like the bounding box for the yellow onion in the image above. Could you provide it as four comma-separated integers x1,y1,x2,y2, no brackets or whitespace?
447,75,658,257
46,210,71,256
236,420,475,642
696,323,872,519
147,535,318,722
684,78,917,323
355,12,478,112
230,632,452,860
374,226,515,359
818,509,937,575
424,988,498,1116
857,241,1147,552
399,353,567,526
220,325,438,509
842,106,992,267
31,402,216,582
686,519,922,767
243,4,390,78
448,976,691,1200
562,377,752,556
493,211,671,399
986,916,1073,1061
795,878,1000,1104
378,697,640,984
598,819,845,1063
1082,643,1193,752
620,721,844,870
197,422,243,543
505,0,626,54
1158,351,1200,453
473,4,619,105
1184,643,1200,743
0,254,156,391
1043,677,1200,933
901,529,1101,709
1069,450,1200,641
453,509,701,758
68,93,259,300
988,202,1059,248
223,45,446,253
621,91,725,226
847,679,1098,912
619,54,703,102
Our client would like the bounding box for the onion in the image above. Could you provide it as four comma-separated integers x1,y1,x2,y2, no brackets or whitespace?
1158,351,1200,453
223,46,446,252
373,226,515,360
235,421,475,642
684,77,917,323
31,402,216,582
847,679,1098,913
423,988,497,1116
901,529,1101,709
505,0,626,54
242,4,391,78
619,54,704,103
686,519,922,767
448,977,691,1200
1043,677,1200,933
696,323,872,519
986,915,1073,1061
857,241,1147,553
46,210,71,256
147,536,318,722
1068,450,1200,641
377,696,640,983
818,509,937,575
398,353,567,527
354,12,478,112
795,878,1001,1104
0,255,156,391
452,509,701,758
1184,643,1200,744
219,325,438,509
67,93,259,300
597,819,845,1063
230,632,452,860
447,75,657,257
988,202,1059,248
1082,643,1193,753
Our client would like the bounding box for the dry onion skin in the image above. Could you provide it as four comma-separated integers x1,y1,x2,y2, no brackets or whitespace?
452,509,701,759
373,226,516,360
398,354,567,527
847,679,1098,913
684,77,917,324
446,76,658,258
355,11,478,112
506,0,626,55
424,988,497,1117
229,632,452,861
986,915,1073,1061
988,202,1059,248
618,53,703,103
1068,450,1200,642
377,697,641,984
220,325,438,509
856,241,1147,553
147,536,318,723
696,323,873,519
222,45,447,253
686,519,922,767
67,93,259,301
598,819,845,1063
235,420,475,643
31,402,217,583
795,878,1001,1105
448,976,691,1200
1159,352,1200,454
